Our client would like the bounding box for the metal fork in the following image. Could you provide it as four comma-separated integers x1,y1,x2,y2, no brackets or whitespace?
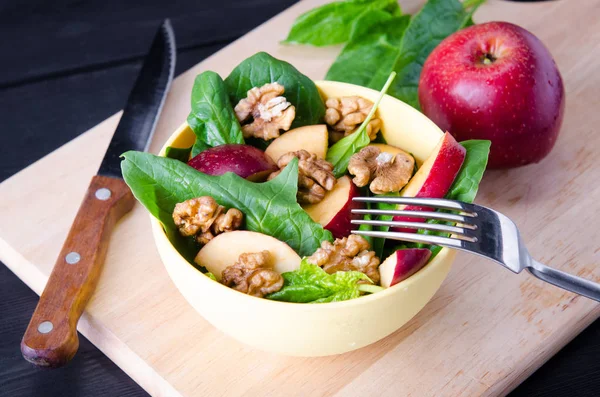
351,197,600,302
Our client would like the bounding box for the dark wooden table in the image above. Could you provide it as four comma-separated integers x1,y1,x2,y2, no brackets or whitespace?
1,1,599,396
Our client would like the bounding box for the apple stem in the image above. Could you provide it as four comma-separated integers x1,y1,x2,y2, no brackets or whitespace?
481,53,496,65
358,284,385,294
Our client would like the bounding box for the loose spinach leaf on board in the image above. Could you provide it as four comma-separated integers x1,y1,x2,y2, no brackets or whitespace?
121,152,333,257
266,259,382,303
388,0,485,109
187,71,245,157
225,52,325,130
326,71,396,177
326,10,410,90
414,140,491,257
165,146,192,163
283,0,401,47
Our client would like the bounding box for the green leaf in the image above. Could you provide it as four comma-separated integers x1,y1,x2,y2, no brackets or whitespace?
165,146,192,163
414,140,490,258
266,259,376,303
283,0,401,47
326,71,396,177
326,10,410,90
388,0,485,109
225,52,325,130
206,272,217,281
121,152,333,258
461,0,486,27
187,71,244,157
327,126,370,178
446,140,491,203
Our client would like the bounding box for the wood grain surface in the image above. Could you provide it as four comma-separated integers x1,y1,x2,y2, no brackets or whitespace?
1,0,599,396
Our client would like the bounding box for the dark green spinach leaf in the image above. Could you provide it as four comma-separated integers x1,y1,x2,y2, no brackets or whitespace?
283,0,401,47
225,52,325,130
121,152,333,257
187,71,244,157
165,146,192,162
388,0,484,109
266,259,382,303
326,10,410,89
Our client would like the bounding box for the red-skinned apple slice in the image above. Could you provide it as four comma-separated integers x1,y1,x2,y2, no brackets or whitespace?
391,132,465,232
303,176,362,239
188,144,278,182
379,248,432,288
195,231,301,281
265,125,328,162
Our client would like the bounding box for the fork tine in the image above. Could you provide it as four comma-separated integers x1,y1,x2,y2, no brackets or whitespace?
352,230,470,247
351,219,471,237
351,208,476,225
353,196,476,214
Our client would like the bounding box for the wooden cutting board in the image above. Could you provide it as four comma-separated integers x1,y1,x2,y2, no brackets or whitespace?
2,0,599,395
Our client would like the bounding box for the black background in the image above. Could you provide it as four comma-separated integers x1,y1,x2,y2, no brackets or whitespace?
1,1,599,396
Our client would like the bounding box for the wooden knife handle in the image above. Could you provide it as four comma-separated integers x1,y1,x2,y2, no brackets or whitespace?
21,175,135,367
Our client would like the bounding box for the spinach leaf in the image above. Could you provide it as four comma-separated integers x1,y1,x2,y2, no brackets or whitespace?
326,71,396,177
326,10,410,90
187,71,244,157
225,52,325,130
283,0,401,47
165,146,192,162
388,0,485,109
121,152,333,257
446,140,491,203
414,140,491,257
357,190,398,259
266,259,381,303
206,272,217,281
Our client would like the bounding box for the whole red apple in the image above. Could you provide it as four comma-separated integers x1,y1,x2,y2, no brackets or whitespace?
418,22,565,168
188,144,278,182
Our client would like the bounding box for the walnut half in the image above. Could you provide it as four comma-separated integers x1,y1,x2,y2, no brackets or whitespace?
307,235,381,285
234,82,296,140
325,96,382,143
268,150,337,204
221,251,284,298
348,146,414,194
173,197,243,245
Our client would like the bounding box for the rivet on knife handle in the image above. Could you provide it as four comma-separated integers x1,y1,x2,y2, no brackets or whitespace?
20,176,135,367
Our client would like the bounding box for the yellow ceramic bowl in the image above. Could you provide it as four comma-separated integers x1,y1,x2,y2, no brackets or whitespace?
151,81,456,356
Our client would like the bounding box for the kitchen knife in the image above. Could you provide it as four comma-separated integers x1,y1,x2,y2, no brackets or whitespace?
21,19,176,367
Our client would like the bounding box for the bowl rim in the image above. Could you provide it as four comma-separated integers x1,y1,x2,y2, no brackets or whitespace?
151,79,449,309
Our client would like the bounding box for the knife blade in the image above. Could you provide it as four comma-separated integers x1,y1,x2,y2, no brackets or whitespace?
21,19,176,368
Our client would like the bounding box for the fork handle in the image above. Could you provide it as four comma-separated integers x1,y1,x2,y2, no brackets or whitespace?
528,260,600,302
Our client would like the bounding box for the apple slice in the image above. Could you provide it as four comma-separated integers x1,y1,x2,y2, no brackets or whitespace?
379,248,432,288
303,176,361,239
392,132,466,232
188,144,278,182
265,125,328,162
369,143,412,159
195,231,301,281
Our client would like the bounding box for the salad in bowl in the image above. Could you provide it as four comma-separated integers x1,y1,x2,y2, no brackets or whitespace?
121,52,489,355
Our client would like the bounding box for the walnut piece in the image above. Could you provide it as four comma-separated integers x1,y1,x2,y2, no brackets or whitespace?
267,150,337,204
221,251,284,298
325,96,382,142
307,235,381,285
234,82,296,140
173,197,243,244
348,146,414,194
